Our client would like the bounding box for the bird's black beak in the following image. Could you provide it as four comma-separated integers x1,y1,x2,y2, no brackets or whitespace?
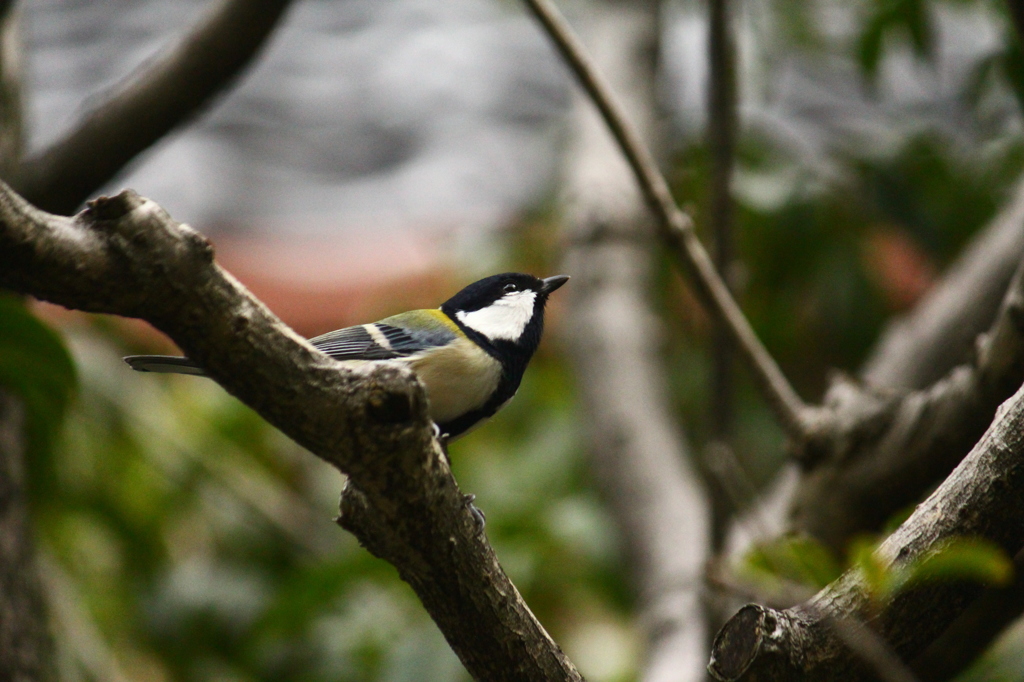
541,275,570,294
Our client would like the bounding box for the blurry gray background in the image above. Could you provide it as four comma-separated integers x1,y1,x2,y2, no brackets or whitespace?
22,0,1019,234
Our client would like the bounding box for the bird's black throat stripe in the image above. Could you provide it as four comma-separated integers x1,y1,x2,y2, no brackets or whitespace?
437,310,536,439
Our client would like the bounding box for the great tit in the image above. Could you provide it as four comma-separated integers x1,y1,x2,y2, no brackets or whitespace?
124,272,569,439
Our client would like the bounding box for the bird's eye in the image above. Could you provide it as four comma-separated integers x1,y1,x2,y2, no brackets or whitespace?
503,283,518,293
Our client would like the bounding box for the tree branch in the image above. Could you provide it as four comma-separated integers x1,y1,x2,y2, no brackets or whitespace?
520,0,812,441
709,379,1024,681
0,183,582,682
708,0,739,446
790,253,1024,549
558,2,711,680
910,547,1024,680
10,0,294,215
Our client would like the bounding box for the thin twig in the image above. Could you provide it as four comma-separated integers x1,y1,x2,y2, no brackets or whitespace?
521,0,810,440
1008,0,1024,50
708,0,738,444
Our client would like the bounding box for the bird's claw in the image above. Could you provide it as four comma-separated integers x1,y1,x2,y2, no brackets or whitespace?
463,493,486,533
432,422,451,463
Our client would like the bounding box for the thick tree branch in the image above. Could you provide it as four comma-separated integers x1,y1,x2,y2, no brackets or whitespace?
10,0,293,215
521,0,812,441
0,183,581,682
910,547,1024,680
709,379,1024,681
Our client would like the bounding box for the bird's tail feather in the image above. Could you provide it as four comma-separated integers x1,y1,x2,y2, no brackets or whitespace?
123,355,207,376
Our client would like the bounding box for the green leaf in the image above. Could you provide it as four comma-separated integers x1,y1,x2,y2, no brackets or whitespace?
740,534,843,589
886,538,1013,598
0,294,77,460
849,535,890,600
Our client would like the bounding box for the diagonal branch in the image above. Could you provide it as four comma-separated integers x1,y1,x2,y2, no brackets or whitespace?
0,182,581,682
910,547,1024,680
10,0,294,215
520,0,811,441
710,379,1024,681
558,2,710,680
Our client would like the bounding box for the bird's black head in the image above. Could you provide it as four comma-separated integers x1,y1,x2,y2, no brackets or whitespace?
441,273,569,358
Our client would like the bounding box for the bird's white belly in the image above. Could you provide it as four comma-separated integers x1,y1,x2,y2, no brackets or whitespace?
407,337,502,424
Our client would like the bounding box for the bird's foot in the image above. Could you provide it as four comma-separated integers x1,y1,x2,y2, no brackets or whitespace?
463,493,486,534
432,422,451,463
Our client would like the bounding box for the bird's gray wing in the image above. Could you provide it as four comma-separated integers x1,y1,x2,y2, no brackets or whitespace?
309,310,459,361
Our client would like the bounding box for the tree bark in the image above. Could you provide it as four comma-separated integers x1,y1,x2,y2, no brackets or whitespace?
710,379,1024,681
0,184,582,682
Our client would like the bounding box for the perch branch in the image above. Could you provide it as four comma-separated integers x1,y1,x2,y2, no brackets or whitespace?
11,0,294,215
0,182,581,682
521,0,811,441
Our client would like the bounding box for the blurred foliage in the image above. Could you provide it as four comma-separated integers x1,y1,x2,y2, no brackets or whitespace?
0,294,76,462
5,0,1024,678
664,130,1024,492
737,531,1013,614
27,312,634,682
849,535,1012,606
857,0,935,78
736,534,843,593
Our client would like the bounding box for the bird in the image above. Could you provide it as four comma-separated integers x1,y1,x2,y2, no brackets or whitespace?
124,272,569,440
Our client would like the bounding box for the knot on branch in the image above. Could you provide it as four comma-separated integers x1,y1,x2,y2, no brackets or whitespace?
82,190,214,264
367,385,416,425
84,191,144,221
361,363,426,427
794,373,901,469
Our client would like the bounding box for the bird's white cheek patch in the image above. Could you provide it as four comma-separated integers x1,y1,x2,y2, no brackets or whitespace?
456,290,537,341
